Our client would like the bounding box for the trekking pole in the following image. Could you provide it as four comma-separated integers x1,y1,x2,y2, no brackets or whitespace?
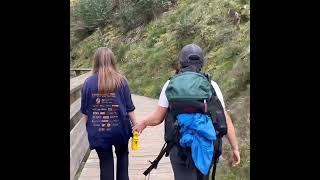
143,147,166,175
143,143,174,176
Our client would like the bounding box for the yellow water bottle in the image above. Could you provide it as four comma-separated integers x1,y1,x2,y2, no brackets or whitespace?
131,131,139,150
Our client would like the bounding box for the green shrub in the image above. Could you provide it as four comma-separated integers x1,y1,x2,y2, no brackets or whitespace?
114,43,130,62
118,0,172,32
71,6,89,49
75,0,113,31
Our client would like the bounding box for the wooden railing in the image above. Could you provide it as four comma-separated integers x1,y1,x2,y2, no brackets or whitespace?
70,71,92,180
70,71,92,105
70,68,92,77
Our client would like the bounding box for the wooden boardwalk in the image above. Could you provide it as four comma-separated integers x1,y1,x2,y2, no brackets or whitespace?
78,94,174,180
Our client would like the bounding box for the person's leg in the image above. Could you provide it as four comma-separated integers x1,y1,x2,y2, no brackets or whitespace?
96,147,114,180
169,146,198,180
114,143,129,180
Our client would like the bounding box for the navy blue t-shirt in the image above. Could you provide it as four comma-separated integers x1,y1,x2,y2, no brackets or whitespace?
80,74,135,149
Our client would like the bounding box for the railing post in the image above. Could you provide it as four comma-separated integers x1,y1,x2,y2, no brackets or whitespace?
75,70,80,76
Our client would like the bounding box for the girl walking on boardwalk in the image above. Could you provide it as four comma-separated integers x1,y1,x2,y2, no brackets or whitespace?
81,47,137,180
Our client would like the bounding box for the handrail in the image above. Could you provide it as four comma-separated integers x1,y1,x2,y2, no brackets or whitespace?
70,71,92,93
70,72,92,180
70,68,92,71
70,98,82,131
70,71,92,105
70,117,89,180
70,68,92,76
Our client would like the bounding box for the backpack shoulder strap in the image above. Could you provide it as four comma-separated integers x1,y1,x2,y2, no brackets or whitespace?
202,72,210,81
202,72,217,97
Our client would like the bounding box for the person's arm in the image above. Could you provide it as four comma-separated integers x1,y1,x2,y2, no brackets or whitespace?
144,106,168,126
134,80,170,134
133,106,168,134
122,80,137,126
225,111,239,151
128,111,138,127
225,110,240,166
211,81,240,166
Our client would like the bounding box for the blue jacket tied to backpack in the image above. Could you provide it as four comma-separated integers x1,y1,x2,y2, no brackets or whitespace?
177,113,216,175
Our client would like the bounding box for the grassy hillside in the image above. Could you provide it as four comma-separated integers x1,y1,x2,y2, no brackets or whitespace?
71,0,250,179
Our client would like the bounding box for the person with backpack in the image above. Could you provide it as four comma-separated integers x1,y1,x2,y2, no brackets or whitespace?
134,44,240,180
80,47,137,180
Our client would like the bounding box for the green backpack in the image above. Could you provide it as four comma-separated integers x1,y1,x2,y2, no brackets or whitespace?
166,71,212,100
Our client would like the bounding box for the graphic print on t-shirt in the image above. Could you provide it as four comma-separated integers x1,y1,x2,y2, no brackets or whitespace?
91,93,120,133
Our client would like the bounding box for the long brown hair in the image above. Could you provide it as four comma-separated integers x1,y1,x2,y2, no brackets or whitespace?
92,47,124,94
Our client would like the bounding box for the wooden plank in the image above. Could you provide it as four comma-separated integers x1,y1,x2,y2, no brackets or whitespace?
70,98,82,130
70,91,81,105
70,71,92,95
70,68,92,71
70,71,92,104
70,117,89,180
70,72,91,179
70,98,81,119
70,69,92,77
